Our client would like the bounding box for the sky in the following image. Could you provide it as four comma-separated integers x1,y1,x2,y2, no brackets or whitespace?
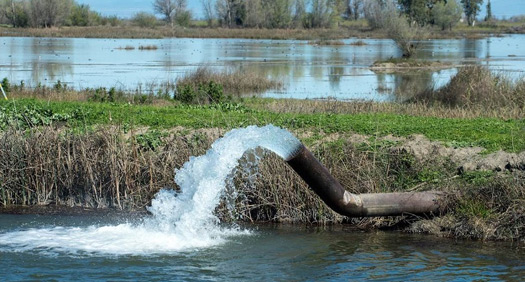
76,0,525,20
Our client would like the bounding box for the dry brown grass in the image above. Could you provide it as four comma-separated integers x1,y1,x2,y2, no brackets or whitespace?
411,172,525,242
349,40,367,46
138,45,158,50
246,98,524,120
0,127,213,209
177,66,282,96
308,40,346,46
410,66,525,114
0,26,378,40
116,45,135,50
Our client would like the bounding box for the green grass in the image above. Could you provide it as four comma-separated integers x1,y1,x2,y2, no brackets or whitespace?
2,98,524,153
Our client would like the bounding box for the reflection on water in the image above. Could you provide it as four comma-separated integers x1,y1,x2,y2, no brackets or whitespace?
1,35,525,101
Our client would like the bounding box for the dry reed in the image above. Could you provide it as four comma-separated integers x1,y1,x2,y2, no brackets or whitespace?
138,45,158,50
410,66,525,112
247,98,524,120
177,66,282,96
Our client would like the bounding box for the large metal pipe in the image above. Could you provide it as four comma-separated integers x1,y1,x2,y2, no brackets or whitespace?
286,144,443,217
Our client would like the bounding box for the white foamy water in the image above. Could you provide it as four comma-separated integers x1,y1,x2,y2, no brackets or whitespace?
0,125,302,256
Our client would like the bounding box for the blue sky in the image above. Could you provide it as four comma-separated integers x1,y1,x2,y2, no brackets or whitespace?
76,0,525,20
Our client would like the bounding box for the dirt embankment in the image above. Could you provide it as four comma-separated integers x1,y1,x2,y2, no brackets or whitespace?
312,132,525,174
394,135,525,173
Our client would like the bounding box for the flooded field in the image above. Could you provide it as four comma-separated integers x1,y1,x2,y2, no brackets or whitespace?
1,35,524,101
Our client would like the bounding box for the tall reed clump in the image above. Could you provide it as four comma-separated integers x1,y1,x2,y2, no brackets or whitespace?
0,127,213,209
175,67,282,103
410,66,525,112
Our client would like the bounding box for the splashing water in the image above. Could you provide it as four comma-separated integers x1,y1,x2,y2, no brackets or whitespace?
0,125,302,256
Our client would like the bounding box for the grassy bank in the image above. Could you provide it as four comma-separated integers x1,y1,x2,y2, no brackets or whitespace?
1,99,523,153
0,26,377,40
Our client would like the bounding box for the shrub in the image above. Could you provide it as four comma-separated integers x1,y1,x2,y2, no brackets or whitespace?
174,80,225,104
132,12,158,28
410,66,525,110
1,78,10,93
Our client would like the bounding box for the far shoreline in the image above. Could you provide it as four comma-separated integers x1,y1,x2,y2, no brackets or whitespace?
0,25,521,41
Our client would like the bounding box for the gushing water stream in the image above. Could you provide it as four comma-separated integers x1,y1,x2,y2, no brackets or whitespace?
0,125,302,255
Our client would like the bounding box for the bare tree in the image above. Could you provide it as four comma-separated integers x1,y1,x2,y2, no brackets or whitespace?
365,0,427,57
292,0,306,27
201,0,214,26
311,0,331,28
352,0,361,20
173,0,190,26
216,0,243,27
244,0,263,27
265,0,292,28
30,0,72,28
153,0,175,26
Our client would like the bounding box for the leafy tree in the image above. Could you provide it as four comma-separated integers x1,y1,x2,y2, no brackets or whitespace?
432,0,461,30
69,3,90,26
132,11,158,28
173,0,190,26
397,0,445,26
460,0,482,26
485,0,492,21
0,0,29,27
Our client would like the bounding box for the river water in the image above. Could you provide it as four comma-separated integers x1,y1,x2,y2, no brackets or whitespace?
0,214,523,281
1,35,525,101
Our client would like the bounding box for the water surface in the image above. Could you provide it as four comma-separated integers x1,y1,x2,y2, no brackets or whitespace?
1,214,523,281
2,35,525,101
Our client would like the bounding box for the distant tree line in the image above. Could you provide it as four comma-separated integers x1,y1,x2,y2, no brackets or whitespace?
0,0,488,29
0,0,118,28
194,0,485,29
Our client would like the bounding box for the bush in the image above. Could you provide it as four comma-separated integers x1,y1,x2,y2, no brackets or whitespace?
410,66,525,109
432,0,462,31
1,78,10,93
174,81,225,104
132,12,158,28
175,11,191,27
88,87,125,103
